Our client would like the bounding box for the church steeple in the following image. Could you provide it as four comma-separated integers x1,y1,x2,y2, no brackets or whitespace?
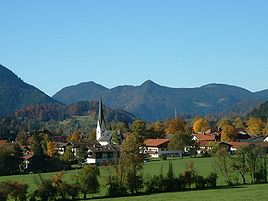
96,97,106,140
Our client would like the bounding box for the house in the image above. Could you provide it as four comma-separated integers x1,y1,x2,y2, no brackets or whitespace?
86,143,120,164
229,141,251,152
262,136,268,142
143,139,182,158
192,133,216,142
197,141,231,155
57,140,120,164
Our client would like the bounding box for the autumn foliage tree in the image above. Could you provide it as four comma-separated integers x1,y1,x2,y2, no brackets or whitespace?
193,117,210,133
246,117,263,136
165,118,187,134
47,141,56,157
68,132,81,142
221,125,237,142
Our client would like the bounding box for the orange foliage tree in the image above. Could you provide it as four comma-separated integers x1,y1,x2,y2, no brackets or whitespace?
192,117,210,133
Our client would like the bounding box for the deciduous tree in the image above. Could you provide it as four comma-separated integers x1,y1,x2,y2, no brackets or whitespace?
165,118,187,134
193,117,210,133
221,125,236,142
246,117,263,135
46,142,56,157
168,131,193,157
75,165,100,199
119,133,144,194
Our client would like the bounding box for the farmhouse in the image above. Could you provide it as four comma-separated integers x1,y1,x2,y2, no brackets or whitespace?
143,138,182,158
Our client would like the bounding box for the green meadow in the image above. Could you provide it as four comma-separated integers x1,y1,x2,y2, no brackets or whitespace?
0,157,267,200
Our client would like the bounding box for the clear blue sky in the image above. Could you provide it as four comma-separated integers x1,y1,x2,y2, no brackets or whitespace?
1,0,268,96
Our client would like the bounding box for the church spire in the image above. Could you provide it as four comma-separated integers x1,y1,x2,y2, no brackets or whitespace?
98,97,106,129
96,97,106,140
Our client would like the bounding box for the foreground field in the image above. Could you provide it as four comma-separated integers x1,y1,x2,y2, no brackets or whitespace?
0,157,218,195
93,183,268,201
0,156,257,199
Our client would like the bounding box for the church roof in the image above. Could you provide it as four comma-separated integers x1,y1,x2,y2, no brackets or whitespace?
98,130,113,142
87,143,120,153
98,98,106,129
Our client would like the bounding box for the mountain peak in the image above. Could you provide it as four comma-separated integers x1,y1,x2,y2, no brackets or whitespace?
141,80,160,87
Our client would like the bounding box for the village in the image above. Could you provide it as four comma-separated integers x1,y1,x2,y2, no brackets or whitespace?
1,99,268,172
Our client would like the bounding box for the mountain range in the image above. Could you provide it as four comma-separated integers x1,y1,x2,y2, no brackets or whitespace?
1,64,268,121
53,80,268,121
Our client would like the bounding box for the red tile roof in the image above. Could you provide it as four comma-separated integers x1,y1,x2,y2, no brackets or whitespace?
0,140,8,145
229,141,251,148
144,139,170,147
193,134,215,141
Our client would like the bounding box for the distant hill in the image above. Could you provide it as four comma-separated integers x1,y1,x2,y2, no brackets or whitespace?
53,80,264,121
0,64,59,116
15,100,136,124
53,81,108,105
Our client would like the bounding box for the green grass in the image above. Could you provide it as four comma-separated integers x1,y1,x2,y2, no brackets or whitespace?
0,157,221,195
0,157,262,199
92,183,268,201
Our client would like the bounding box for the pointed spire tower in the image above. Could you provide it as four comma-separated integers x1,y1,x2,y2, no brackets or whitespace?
96,97,106,140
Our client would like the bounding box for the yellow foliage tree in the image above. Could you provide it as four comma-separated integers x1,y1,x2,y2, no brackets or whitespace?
47,141,57,157
246,117,263,136
192,117,210,133
68,132,81,142
262,120,268,135
221,125,236,142
218,118,232,129
165,118,187,134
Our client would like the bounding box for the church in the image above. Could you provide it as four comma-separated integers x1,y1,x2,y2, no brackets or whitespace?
56,98,121,164
96,98,115,145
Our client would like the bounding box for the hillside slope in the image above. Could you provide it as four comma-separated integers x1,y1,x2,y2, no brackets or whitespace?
0,64,59,116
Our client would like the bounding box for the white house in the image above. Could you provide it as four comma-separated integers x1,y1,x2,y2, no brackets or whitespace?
143,139,182,158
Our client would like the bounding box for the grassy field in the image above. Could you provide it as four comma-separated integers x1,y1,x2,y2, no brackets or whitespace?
92,183,268,201
0,156,261,199
0,157,218,194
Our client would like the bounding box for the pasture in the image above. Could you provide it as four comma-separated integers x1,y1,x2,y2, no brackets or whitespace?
1,156,266,200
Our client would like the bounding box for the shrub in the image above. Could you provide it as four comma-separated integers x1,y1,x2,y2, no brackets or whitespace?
206,172,217,188
145,174,165,193
107,176,127,197
159,154,167,160
195,175,206,189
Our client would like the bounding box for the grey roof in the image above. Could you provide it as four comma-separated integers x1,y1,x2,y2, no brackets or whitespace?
98,130,114,142
241,136,267,143
87,143,120,153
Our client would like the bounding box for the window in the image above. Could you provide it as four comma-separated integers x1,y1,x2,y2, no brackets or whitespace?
96,152,103,159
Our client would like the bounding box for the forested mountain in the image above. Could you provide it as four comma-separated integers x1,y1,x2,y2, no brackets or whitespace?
0,64,59,116
15,101,136,124
248,101,268,120
53,80,264,121
53,81,108,105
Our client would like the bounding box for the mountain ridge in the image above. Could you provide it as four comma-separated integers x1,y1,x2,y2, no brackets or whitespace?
53,80,266,121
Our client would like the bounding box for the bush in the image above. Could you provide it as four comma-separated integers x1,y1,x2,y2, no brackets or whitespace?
0,189,8,201
206,172,217,188
195,175,206,189
159,154,167,160
107,176,127,197
145,174,165,193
